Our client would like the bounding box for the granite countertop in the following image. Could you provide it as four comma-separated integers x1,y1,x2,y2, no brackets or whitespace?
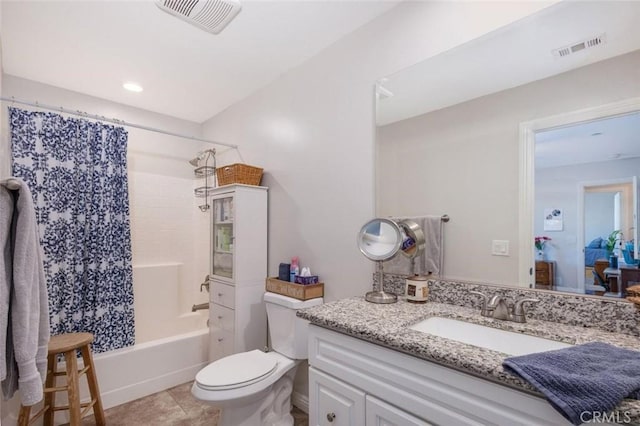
297,297,640,421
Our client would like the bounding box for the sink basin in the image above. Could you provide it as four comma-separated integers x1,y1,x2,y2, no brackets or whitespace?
410,317,572,356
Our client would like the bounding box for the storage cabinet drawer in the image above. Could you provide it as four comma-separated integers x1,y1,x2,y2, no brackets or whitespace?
211,282,235,308
210,304,235,331
209,329,234,362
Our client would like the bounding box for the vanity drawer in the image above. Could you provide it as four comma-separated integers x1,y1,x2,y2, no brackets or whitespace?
211,282,235,308
210,304,235,332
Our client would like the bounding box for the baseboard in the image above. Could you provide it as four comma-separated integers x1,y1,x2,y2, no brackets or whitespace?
291,390,309,414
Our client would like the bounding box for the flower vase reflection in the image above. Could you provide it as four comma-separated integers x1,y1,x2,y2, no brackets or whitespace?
534,236,551,262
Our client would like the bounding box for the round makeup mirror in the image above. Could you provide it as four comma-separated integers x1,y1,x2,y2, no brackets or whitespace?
357,218,402,303
358,218,403,261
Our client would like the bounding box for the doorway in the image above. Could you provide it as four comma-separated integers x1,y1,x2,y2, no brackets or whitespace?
580,180,634,293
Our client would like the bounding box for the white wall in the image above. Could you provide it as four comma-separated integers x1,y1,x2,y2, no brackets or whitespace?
535,157,640,290
377,49,640,287
204,1,555,303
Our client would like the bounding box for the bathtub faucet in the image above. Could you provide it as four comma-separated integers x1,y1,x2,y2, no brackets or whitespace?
192,303,209,312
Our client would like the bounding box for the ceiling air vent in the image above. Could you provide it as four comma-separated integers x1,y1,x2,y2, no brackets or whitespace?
552,34,606,58
156,0,242,35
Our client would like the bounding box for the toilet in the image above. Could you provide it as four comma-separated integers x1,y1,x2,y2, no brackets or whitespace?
192,292,322,426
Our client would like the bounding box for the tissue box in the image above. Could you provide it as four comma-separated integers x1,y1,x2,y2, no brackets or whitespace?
295,275,319,285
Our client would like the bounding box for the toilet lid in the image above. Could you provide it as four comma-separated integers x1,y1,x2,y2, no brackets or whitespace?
195,350,278,391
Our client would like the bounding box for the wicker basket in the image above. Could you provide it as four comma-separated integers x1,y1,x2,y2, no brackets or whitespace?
216,163,263,186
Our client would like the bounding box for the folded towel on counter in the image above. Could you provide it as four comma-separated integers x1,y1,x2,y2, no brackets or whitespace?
503,342,640,425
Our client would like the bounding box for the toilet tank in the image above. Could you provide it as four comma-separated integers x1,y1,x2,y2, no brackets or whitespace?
264,292,323,359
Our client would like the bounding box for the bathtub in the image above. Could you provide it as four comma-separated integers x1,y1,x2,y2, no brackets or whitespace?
94,263,210,408
94,327,210,409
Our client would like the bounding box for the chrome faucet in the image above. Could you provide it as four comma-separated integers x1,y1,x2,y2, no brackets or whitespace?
470,291,539,323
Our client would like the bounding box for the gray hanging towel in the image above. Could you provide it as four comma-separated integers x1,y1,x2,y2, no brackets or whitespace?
0,178,50,406
503,342,640,425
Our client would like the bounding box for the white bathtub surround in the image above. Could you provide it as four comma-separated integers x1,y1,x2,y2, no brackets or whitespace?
133,264,207,344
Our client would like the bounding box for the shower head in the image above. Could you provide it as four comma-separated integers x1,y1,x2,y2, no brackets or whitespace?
189,157,201,167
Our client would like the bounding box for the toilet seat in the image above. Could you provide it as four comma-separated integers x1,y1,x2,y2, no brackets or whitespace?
195,350,278,391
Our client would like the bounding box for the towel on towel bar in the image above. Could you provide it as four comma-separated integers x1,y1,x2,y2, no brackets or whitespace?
503,342,640,425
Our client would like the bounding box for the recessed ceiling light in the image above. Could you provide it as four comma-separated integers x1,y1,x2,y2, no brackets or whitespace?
123,82,143,93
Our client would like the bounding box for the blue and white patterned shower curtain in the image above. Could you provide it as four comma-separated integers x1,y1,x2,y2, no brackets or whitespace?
9,107,134,353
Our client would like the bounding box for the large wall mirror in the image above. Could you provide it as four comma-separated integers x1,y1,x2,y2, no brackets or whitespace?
375,1,640,297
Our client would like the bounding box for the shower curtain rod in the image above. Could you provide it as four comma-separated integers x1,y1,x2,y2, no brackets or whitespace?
1,96,238,149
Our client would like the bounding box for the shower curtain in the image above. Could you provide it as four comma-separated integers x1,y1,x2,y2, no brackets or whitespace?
9,107,134,353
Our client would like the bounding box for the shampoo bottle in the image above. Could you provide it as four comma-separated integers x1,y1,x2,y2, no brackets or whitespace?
290,257,299,282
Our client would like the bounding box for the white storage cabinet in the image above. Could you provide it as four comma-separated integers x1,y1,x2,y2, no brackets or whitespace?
208,184,268,361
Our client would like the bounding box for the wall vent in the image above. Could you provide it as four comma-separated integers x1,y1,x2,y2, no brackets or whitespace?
156,0,242,35
552,34,606,58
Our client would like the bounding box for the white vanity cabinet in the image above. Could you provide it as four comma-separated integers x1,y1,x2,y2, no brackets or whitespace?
208,184,267,362
308,325,573,426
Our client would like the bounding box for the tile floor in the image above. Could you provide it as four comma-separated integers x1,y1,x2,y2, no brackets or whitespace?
70,382,308,425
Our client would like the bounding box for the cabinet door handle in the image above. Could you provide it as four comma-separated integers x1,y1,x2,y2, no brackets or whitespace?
326,412,336,422
218,293,223,297
217,338,224,342
217,315,223,319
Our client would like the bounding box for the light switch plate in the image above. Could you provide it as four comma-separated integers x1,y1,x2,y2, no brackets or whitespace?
492,240,510,256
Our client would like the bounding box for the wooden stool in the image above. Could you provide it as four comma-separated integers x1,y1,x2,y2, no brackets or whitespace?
18,332,105,426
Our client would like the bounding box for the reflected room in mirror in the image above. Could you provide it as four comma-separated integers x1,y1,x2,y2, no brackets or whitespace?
374,1,640,297
535,114,640,297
